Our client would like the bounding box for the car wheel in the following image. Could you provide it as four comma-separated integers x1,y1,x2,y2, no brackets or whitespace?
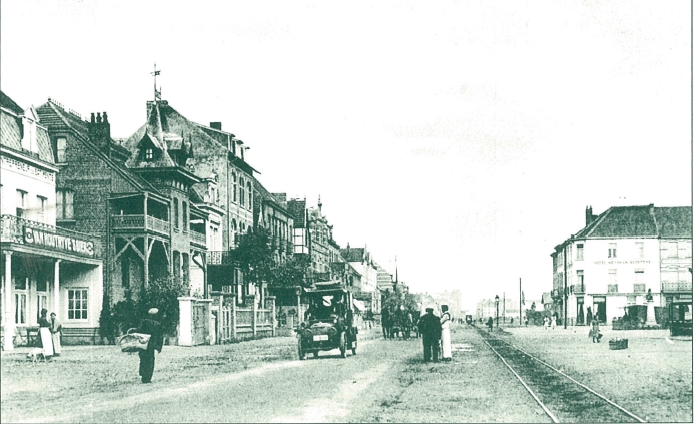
339,332,347,358
298,339,306,360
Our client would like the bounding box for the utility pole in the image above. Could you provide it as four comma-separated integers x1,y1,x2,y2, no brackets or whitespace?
503,292,506,323
519,278,522,325
563,244,568,329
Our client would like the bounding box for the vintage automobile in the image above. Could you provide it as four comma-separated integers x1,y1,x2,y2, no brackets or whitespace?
296,284,358,359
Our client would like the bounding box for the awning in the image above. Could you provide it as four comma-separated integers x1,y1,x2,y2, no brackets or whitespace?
352,299,367,312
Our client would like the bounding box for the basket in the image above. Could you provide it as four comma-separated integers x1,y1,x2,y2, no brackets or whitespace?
118,328,151,352
609,338,628,350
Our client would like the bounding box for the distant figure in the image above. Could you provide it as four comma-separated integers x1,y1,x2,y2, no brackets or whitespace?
137,308,164,384
418,308,442,362
551,315,557,329
486,317,494,332
524,316,529,327
589,316,603,343
37,308,54,359
440,305,452,362
586,307,593,326
510,318,514,325
49,312,62,357
543,316,549,330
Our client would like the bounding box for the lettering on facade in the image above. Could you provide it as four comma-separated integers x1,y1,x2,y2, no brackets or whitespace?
24,227,94,257
593,260,650,265
1,156,55,182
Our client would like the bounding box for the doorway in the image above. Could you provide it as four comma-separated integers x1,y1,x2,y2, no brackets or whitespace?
594,296,606,323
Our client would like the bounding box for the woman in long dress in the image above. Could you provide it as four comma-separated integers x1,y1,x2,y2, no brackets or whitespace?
49,312,62,356
440,305,452,361
37,308,54,358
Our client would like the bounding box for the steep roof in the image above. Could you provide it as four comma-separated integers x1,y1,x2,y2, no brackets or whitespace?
575,205,659,239
340,247,365,263
653,207,692,238
287,199,307,227
36,100,163,196
1,92,55,164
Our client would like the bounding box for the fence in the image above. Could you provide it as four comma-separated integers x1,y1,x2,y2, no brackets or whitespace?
213,294,276,343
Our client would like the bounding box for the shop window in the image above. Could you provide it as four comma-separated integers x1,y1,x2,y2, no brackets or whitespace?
15,293,27,324
56,190,74,220
68,289,88,320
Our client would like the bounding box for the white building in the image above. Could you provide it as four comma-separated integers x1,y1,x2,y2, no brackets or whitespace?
552,205,692,325
1,92,103,350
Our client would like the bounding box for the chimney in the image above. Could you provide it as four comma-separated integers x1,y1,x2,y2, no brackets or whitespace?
88,111,111,151
585,205,598,226
210,122,222,131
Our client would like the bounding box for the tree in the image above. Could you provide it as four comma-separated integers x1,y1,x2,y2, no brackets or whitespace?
271,254,311,289
235,226,275,287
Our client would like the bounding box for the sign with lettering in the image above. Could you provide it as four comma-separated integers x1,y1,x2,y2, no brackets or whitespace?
1,156,55,182
593,260,651,266
24,227,94,257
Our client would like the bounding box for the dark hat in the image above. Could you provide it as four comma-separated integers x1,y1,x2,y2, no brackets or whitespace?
425,307,434,312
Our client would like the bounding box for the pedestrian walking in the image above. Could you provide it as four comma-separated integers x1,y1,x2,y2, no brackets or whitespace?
543,316,549,330
440,305,452,362
586,307,593,325
589,316,603,343
486,317,494,332
37,308,54,359
49,312,62,357
551,315,557,330
137,308,164,384
417,307,442,363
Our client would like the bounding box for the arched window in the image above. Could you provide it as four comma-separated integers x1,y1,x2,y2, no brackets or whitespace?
182,201,188,231
247,181,252,210
231,219,237,246
173,199,179,230
239,177,245,207
232,172,237,203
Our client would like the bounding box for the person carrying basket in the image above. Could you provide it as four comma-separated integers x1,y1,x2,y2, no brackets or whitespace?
136,308,164,383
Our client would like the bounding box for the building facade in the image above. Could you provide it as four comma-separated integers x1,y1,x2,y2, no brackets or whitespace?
552,205,692,325
2,92,103,350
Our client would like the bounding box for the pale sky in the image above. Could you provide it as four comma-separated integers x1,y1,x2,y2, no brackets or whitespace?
1,0,691,311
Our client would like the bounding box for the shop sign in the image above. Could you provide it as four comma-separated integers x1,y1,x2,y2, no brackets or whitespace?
24,226,94,257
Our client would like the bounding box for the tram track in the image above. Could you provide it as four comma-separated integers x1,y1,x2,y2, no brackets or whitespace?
474,327,647,423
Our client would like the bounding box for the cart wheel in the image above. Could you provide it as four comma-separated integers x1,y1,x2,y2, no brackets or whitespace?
298,339,306,360
339,333,347,358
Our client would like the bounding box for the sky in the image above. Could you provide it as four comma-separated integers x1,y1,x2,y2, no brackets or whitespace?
1,0,691,311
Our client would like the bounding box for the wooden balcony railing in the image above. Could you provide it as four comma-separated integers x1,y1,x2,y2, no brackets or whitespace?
190,229,206,247
111,214,169,236
1,214,102,259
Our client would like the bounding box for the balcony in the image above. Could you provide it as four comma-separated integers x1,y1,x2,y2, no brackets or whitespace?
111,214,170,236
662,281,693,293
1,214,102,259
189,229,206,248
570,283,585,294
208,250,239,266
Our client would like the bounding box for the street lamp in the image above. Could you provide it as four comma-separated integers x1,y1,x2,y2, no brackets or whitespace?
495,295,500,328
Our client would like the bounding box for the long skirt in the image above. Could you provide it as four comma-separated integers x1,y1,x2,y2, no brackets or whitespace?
39,328,54,357
441,327,452,359
51,332,62,355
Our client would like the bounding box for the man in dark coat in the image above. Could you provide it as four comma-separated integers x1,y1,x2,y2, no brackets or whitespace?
137,308,164,384
417,307,442,362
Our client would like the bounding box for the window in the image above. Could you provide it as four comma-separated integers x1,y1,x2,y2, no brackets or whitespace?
182,201,188,232
634,270,645,289
56,190,74,220
577,270,584,291
576,244,584,261
145,148,153,160
121,256,130,289
173,199,179,230
15,293,27,324
36,196,47,223
16,190,27,218
68,289,88,320
37,289,48,322
608,243,617,258
247,182,252,210
635,242,644,259
56,137,67,163
232,172,237,203
665,242,678,258
239,177,245,207
678,241,692,259
608,284,619,293
608,269,617,286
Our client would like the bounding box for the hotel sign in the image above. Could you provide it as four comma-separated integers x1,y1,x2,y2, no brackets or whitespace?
24,226,95,257
593,260,651,266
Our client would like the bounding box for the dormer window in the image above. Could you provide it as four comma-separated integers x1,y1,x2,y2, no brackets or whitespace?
145,148,153,160
21,108,39,154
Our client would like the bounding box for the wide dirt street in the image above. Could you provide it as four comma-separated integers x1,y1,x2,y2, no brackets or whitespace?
1,324,691,423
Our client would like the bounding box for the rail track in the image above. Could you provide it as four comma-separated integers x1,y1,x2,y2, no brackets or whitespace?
475,327,647,423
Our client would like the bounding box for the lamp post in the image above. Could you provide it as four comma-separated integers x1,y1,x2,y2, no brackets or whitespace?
495,295,500,328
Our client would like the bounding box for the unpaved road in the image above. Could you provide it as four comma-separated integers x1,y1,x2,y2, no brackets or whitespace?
9,326,548,423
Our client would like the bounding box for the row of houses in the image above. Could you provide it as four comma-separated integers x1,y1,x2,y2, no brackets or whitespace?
0,87,397,349
548,204,692,325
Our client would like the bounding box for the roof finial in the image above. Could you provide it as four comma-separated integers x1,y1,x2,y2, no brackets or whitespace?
151,63,162,101
317,194,322,211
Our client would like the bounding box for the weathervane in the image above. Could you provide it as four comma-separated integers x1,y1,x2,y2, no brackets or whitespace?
151,63,162,101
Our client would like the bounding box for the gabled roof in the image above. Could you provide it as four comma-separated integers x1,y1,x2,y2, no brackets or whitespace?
36,100,164,198
340,247,365,263
1,92,55,164
287,199,307,227
653,207,692,238
573,205,691,240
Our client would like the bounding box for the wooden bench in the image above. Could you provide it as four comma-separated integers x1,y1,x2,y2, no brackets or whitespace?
61,327,100,345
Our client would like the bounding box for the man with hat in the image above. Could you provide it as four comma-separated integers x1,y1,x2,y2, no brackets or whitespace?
417,307,442,362
136,308,164,384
